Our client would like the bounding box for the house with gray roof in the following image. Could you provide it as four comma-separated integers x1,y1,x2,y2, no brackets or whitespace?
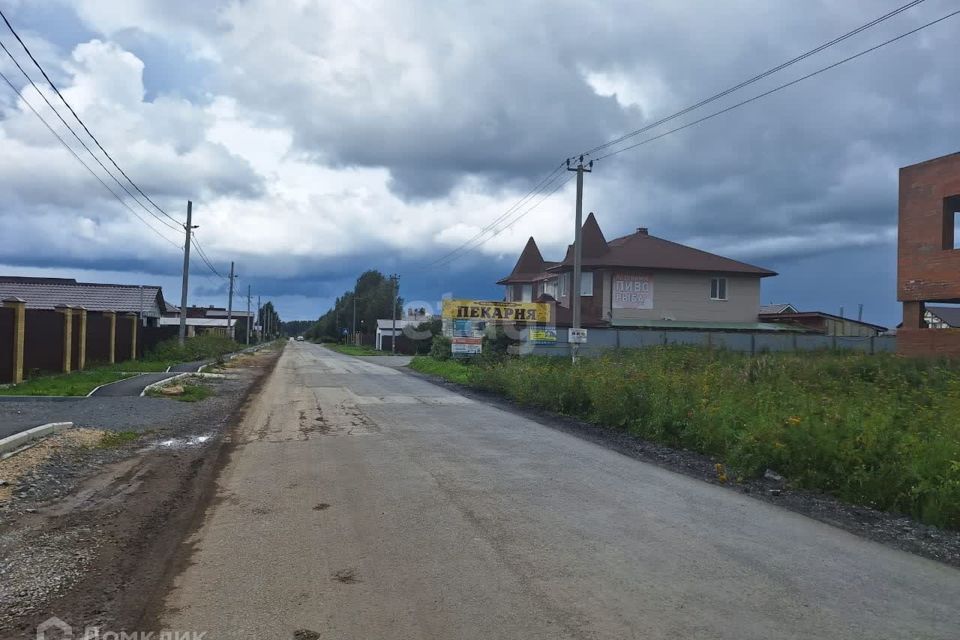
0,276,166,325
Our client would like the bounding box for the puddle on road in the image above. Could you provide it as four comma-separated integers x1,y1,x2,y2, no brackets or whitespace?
139,433,214,451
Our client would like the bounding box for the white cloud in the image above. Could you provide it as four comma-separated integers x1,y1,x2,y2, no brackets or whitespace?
1,0,958,324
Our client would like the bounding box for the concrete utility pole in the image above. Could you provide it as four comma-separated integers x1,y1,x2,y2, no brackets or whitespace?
246,285,251,345
352,295,358,344
179,201,198,346
227,261,235,341
390,274,399,354
257,295,261,342
567,156,592,363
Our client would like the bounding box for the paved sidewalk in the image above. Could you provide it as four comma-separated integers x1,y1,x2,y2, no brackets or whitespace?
89,372,180,397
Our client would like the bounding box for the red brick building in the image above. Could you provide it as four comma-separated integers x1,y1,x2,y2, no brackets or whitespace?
897,152,960,357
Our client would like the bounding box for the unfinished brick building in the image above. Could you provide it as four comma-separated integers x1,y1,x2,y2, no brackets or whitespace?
898,151,960,357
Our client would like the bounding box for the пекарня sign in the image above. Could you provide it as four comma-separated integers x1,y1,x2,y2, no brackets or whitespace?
442,299,551,323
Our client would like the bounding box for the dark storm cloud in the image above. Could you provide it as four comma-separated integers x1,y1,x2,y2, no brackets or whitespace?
4,0,960,322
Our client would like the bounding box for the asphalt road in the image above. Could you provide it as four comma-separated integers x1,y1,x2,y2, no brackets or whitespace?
159,342,960,639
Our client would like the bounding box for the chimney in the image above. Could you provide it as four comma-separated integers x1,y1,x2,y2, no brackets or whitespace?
636,227,648,235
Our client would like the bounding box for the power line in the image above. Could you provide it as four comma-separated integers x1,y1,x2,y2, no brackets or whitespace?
592,8,960,162
0,37,182,235
579,0,928,158
429,161,568,266
0,7,183,228
0,67,183,251
434,2,933,269
190,234,225,279
432,171,575,267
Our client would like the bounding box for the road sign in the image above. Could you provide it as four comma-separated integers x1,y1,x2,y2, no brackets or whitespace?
452,336,482,356
569,328,588,344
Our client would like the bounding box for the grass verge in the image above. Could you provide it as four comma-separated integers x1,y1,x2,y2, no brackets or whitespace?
410,348,960,530
0,335,239,397
0,369,135,396
97,430,141,448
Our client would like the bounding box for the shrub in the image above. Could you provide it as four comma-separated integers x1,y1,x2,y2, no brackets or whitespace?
146,334,238,363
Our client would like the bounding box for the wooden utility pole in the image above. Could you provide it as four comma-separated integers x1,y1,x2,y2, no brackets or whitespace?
391,274,399,354
567,156,592,363
226,261,236,341
246,285,251,345
256,295,261,342
178,201,198,346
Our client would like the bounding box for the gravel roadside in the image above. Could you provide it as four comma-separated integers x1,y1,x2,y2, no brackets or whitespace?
0,346,281,637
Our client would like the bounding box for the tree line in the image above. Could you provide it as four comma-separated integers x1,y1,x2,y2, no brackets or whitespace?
306,270,402,342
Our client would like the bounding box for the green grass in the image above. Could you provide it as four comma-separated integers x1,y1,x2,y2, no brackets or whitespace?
325,343,381,356
147,381,214,402
145,334,238,363
97,430,141,448
409,356,473,384
0,368,136,396
0,335,240,397
411,348,960,530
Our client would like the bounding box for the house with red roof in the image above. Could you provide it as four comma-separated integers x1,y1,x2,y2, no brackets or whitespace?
498,213,778,329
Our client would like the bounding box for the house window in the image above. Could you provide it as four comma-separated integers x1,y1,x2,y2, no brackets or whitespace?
580,271,593,296
543,278,558,298
710,277,727,300
559,273,568,297
944,195,960,250
521,284,533,302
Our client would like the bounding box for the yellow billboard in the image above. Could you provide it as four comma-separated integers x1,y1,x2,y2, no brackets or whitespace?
442,299,551,323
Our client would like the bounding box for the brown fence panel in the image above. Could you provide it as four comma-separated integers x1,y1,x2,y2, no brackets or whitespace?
71,314,82,369
0,307,13,383
23,309,64,376
140,326,179,357
115,318,133,362
86,312,111,365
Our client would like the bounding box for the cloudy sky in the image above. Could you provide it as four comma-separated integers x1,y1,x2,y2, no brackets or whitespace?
1,0,958,326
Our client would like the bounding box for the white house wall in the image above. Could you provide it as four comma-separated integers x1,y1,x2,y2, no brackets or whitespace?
610,271,761,323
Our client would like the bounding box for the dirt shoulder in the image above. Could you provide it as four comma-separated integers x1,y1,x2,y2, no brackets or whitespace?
0,345,282,639
403,367,960,569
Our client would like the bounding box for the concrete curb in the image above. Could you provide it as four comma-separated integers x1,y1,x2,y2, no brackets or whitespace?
140,372,193,397
0,422,73,456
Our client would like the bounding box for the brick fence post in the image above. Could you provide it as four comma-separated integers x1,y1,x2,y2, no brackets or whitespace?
105,311,116,364
55,305,73,373
126,313,139,361
76,307,87,371
3,297,26,384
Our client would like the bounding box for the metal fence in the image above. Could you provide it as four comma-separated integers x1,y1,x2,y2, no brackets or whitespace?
523,327,895,357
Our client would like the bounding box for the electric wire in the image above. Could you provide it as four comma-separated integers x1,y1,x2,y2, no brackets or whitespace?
0,7,183,228
591,8,960,162
0,37,182,235
579,0,928,158
432,171,575,266
428,161,568,266
0,67,183,251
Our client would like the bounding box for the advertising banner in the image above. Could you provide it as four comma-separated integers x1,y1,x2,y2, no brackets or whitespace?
612,273,654,309
452,336,482,356
442,299,551,323
529,328,557,344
